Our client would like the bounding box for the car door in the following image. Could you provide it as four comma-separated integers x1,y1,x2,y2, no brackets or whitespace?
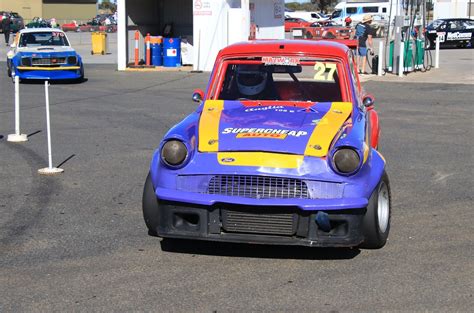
446,20,473,45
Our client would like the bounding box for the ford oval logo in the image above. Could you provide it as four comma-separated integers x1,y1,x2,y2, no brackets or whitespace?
221,158,235,163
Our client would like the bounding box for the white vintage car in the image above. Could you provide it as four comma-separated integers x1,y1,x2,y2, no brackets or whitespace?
7,28,84,82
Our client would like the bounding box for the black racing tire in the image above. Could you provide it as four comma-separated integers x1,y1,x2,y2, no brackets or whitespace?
77,65,85,82
142,172,160,236
305,32,313,39
360,171,391,249
7,65,11,77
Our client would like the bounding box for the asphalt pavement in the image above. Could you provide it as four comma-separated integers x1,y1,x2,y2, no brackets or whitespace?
0,50,473,311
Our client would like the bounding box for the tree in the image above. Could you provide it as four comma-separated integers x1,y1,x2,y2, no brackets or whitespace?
99,0,117,13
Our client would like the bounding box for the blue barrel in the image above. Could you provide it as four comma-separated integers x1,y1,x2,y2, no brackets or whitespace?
150,39,162,66
163,38,181,67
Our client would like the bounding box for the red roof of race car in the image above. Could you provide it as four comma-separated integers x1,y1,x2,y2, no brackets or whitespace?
218,40,353,59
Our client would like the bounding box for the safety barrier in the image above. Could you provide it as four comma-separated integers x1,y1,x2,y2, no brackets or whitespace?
7,78,63,175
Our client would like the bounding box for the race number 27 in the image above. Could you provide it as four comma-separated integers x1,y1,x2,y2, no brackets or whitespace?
314,62,337,81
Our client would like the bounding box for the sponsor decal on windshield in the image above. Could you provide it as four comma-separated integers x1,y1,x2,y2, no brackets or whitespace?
262,56,300,66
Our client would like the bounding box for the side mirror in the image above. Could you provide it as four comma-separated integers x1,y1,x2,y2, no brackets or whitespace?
192,89,204,103
362,95,375,108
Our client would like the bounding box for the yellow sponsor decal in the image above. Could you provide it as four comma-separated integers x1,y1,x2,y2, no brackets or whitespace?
304,102,352,157
198,100,224,152
17,66,81,71
236,133,287,139
218,152,304,169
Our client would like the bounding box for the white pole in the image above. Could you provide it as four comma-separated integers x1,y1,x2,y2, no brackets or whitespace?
117,0,127,70
377,40,383,76
45,81,53,169
15,76,20,135
38,81,64,175
435,36,440,69
7,76,28,142
398,42,404,77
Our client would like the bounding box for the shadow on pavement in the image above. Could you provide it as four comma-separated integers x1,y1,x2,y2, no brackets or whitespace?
160,238,360,260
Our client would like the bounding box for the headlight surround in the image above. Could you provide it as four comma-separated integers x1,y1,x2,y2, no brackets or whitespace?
67,56,77,65
332,147,361,175
160,140,188,168
21,57,31,66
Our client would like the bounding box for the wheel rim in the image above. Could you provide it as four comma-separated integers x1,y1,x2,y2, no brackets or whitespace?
377,182,389,233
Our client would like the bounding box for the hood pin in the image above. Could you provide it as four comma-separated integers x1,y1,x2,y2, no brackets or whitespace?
333,109,343,114
313,145,322,150
208,139,218,145
208,107,215,111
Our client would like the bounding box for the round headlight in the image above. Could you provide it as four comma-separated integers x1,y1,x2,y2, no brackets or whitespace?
161,140,188,166
333,148,360,174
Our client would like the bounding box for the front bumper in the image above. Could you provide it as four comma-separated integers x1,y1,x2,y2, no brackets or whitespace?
14,66,82,80
154,199,365,247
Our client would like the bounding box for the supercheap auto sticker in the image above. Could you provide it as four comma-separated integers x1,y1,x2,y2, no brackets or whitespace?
222,127,308,139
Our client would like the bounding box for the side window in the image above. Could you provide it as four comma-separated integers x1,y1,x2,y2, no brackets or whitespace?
455,20,466,30
311,13,318,18
347,51,360,103
363,7,379,13
463,20,474,29
382,8,387,13
347,7,358,14
448,21,459,30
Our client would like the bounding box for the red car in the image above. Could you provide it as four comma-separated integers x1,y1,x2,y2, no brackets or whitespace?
302,21,353,40
143,39,391,249
285,17,311,32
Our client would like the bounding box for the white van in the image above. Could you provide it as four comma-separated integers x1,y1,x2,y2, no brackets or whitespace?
285,11,329,23
330,2,396,26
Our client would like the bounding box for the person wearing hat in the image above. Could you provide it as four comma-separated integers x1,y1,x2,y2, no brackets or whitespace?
355,14,375,74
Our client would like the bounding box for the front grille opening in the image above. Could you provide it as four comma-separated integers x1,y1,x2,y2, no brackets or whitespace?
221,207,298,236
207,175,309,199
32,57,67,66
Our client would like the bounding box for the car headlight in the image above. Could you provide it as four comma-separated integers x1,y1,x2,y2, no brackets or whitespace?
161,140,188,167
333,148,360,174
67,56,77,65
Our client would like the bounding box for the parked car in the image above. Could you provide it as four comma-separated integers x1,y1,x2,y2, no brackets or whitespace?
142,40,391,249
286,11,329,23
0,11,24,33
26,17,51,29
425,18,474,49
7,28,84,82
284,17,311,32
303,21,353,40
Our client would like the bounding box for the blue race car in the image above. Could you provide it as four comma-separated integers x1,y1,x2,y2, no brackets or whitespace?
143,40,391,249
7,28,84,82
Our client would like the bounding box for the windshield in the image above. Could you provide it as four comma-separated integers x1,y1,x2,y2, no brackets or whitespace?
331,9,342,19
19,31,69,47
429,20,445,29
217,57,343,102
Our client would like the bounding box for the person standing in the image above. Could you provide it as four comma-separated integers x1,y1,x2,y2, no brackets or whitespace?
355,14,375,75
2,13,11,46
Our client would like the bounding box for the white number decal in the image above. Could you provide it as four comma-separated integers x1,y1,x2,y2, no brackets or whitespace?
313,62,337,81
